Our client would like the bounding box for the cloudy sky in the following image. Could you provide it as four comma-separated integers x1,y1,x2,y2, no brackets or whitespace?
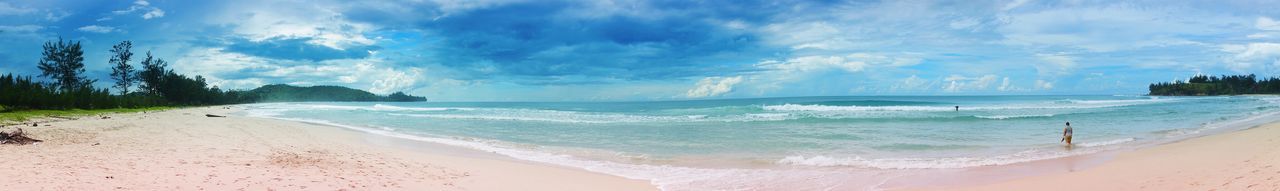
1,0,1278,101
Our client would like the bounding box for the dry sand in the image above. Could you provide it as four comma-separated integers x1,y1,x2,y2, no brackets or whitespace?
0,106,655,190
915,122,1280,190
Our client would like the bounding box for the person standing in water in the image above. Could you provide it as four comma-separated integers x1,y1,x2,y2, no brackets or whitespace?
1061,122,1073,146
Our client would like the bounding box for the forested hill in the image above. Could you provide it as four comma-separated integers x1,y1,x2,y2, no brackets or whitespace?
1149,74,1280,96
248,84,427,102
0,38,427,112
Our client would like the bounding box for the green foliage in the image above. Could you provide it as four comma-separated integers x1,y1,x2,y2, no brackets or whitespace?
0,107,173,123
138,51,166,95
0,74,127,110
1149,74,1280,95
109,41,136,95
387,91,428,102
2,38,427,117
37,38,93,92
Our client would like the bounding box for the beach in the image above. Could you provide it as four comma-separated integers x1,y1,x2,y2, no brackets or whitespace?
923,119,1280,190
2,102,1280,191
0,106,654,190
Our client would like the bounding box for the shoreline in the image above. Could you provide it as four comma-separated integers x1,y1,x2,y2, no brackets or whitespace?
4,104,1279,190
228,102,1280,190
899,118,1280,190
0,106,655,190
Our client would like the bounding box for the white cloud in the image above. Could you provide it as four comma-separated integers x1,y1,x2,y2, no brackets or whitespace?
366,64,423,94
143,8,165,19
997,4,1242,52
997,77,1013,91
759,53,924,75
1035,53,1077,77
173,47,423,94
1249,17,1280,39
44,11,71,21
943,74,999,92
1002,0,1030,11
110,0,165,20
77,25,117,33
0,25,50,42
0,2,35,15
0,25,43,33
1221,43,1280,73
686,76,743,98
1258,17,1280,31
208,2,376,50
762,55,866,73
1035,80,1054,90
895,75,929,91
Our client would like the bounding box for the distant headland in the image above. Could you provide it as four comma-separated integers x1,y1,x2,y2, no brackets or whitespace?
0,38,425,112
1149,74,1280,96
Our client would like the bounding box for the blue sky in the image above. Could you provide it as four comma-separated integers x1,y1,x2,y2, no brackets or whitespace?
1,0,1279,101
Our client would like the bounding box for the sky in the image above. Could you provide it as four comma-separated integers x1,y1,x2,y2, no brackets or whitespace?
1,0,1279,101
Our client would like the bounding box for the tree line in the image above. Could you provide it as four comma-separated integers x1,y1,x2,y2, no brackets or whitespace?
1,38,423,111
1148,74,1280,96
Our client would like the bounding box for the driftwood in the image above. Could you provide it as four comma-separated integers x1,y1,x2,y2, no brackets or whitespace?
205,114,226,118
0,128,42,145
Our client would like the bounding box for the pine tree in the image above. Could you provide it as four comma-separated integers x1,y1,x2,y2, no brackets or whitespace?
36,38,93,92
138,51,168,95
109,41,136,95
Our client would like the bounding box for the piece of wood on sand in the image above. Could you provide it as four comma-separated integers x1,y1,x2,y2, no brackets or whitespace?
0,128,43,145
205,114,226,118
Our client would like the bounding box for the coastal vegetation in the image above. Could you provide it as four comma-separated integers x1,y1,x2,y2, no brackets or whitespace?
0,107,172,124
0,38,425,115
248,84,426,102
1148,74,1280,96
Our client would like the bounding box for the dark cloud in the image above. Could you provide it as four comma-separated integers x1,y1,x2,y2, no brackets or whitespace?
339,0,824,84
223,37,381,61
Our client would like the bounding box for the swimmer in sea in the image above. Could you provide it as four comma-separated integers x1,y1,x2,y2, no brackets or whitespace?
1061,122,1073,146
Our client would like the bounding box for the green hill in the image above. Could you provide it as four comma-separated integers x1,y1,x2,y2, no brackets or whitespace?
247,84,427,102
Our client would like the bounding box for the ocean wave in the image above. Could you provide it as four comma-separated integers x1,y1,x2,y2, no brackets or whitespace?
246,115,873,190
389,112,800,123
763,104,951,112
249,103,476,112
1077,137,1136,147
775,154,1061,169
779,137,1137,169
389,113,632,124
763,98,1174,112
973,114,1056,120
371,104,475,111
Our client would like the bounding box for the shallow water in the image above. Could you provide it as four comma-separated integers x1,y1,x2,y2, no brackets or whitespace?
242,95,1280,190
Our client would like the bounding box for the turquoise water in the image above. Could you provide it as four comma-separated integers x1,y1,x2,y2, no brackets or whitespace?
242,95,1280,189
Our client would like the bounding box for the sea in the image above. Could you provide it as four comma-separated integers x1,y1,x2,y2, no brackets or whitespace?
241,95,1280,190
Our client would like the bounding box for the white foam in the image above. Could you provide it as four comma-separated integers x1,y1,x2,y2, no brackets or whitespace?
243,115,886,191
973,114,1055,120
388,109,800,123
1077,137,1136,147
372,104,474,111
763,104,951,112
779,137,1138,169
247,103,475,112
762,99,1169,113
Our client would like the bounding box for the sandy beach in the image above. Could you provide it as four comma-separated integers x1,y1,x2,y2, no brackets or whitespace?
5,106,1280,191
911,121,1280,190
0,106,654,190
